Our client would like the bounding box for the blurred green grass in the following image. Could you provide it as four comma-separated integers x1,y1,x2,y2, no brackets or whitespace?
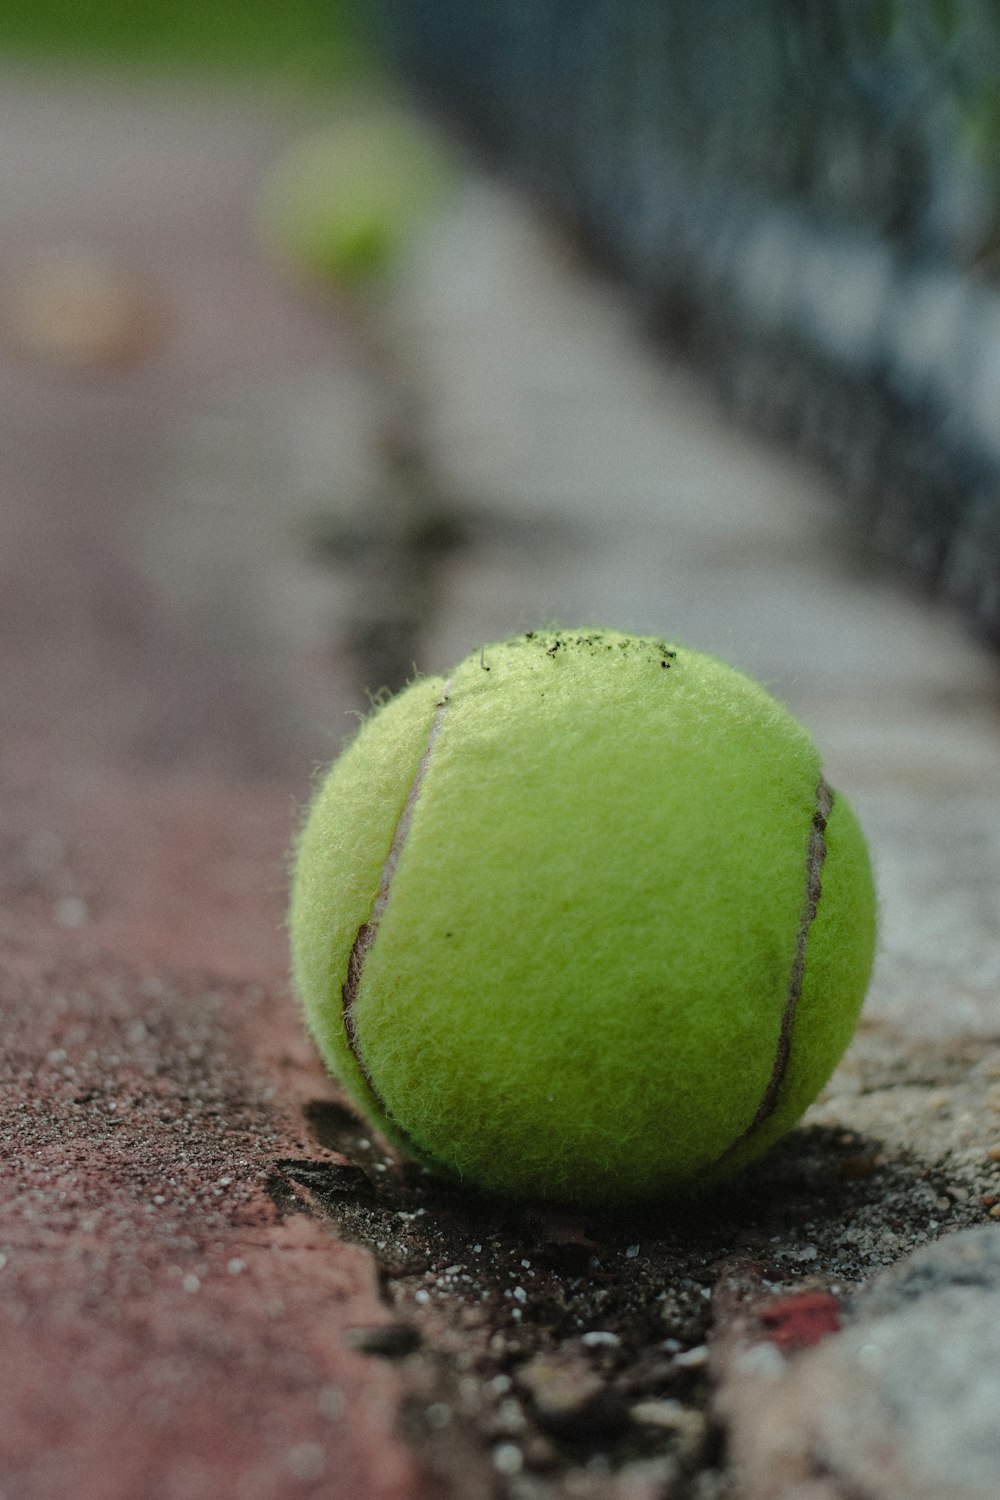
0,0,371,85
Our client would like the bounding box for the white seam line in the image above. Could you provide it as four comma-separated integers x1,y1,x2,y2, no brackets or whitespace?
720,777,833,1158
342,679,454,1091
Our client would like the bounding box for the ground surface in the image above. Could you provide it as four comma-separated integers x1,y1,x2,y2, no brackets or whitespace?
2,69,1000,1500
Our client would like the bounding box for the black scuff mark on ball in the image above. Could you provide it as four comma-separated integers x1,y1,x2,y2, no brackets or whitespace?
713,778,834,1166
341,679,454,1130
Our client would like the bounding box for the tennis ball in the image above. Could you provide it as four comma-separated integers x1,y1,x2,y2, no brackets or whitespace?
290,629,876,1207
256,109,455,291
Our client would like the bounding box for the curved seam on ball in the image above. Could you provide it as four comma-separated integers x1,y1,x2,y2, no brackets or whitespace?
717,777,833,1161
341,677,454,1112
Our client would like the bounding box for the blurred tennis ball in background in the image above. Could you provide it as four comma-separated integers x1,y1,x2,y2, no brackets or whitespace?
255,108,458,292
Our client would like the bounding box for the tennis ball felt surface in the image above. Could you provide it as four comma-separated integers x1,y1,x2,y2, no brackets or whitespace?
290,630,876,1206
256,109,455,290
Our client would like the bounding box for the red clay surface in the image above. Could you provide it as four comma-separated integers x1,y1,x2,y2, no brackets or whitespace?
0,73,422,1500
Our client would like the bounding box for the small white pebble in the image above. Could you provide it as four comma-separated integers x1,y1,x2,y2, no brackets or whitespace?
673,1344,708,1369
492,1443,523,1477
286,1443,326,1482
227,1259,245,1275
581,1331,620,1349
473,1243,482,1254
0,1254,8,1272
152,1195,166,1205
182,1274,200,1294
490,1375,512,1395
629,1398,688,1429
54,896,88,929
513,1286,527,1304
626,1244,640,1258
733,1343,785,1381
414,1289,430,1305
520,1259,531,1269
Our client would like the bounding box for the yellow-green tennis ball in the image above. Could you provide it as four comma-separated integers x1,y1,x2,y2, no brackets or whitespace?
256,110,455,291
290,629,877,1207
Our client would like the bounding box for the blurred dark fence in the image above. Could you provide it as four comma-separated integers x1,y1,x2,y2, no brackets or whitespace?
384,0,1000,642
